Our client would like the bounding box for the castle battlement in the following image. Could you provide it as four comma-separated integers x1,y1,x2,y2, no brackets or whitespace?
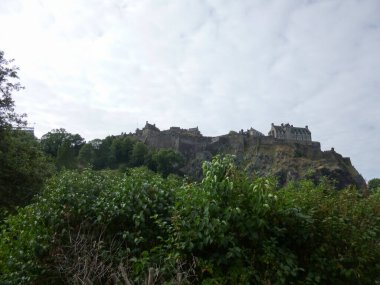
136,122,315,144
129,121,364,189
165,126,201,136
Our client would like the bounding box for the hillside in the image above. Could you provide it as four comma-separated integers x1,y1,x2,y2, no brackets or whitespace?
133,122,366,189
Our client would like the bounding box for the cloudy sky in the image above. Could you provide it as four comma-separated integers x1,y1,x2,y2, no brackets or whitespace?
0,0,379,179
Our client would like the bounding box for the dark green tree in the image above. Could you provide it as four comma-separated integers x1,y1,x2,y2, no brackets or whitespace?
40,128,85,158
78,143,95,168
144,149,158,172
56,141,77,170
88,138,102,149
108,136,135,168
368,178,380,192
0,131,53,209
120,136,135,164
0,51,53,210
0,50,25,129
153,149,184,177
92,136,114,170
130,141,148,167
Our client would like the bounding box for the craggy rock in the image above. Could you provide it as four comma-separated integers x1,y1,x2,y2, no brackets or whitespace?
133,122,366,189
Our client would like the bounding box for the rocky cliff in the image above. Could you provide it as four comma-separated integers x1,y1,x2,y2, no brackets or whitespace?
133,123,366,189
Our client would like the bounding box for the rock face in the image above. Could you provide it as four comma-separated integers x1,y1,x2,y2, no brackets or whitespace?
133,122,366,189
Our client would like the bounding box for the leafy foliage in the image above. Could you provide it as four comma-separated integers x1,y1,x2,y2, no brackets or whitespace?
40,127,185,179
0,130,54,210
40,128,85,158
0,51,53,211
0,167,181,284
77,142,95,167
0,50,25,129
368,178,380,193
1,156,379,284
153,149,184,178
108,136,135,168
130,141,148,167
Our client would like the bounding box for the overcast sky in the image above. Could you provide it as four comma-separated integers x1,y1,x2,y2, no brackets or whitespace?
0,0,379,180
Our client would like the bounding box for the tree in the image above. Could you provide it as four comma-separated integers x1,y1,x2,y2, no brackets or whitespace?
144,150,158,172
88,138,102,149
105,136,135,168
368,178,380,192
78,143,95,168
40,128,85,158
0,122,53,210
0,51,53,210
108,137,123,168
130,141,148,167
153,149,184,177
56,141,77,170
93,136,114,169
40,128,85,170
0,50,25,129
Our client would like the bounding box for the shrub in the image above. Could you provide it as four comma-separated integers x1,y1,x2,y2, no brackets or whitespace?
1,156,379,284
0,168,181,284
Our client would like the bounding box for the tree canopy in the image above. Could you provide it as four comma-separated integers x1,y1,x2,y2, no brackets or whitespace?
40,128,85,158
0,50,25,129
0,130,53,209
368,178,380,192
0,51,53,210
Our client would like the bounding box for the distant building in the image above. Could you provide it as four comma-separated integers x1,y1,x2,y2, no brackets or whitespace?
137,121,313,143
268,123,311,142
144,121,160,132
13,126,35,136
168,126,201,136
188,127,201,136
248,127,264,137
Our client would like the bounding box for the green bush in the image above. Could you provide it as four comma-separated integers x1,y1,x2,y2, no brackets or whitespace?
0,130,54,210
368,178,380,193
276,181,380,284
0,168,181,284
168,155,293,284
1,156,379,284
168,156,380,284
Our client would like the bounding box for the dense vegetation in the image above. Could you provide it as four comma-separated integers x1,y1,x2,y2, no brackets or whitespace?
0,51,53,212
40,128,184,177
0,130,53,210
1,156,379,284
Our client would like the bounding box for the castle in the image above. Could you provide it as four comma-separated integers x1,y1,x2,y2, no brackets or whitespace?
136,121,202,137
137,121,313,144
130,121,366,189
132,121,320,165
268,123,311,142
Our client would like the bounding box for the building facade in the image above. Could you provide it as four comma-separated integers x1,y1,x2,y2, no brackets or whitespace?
268,123,311,142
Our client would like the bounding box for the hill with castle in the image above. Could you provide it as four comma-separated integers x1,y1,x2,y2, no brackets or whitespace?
131,121,366,189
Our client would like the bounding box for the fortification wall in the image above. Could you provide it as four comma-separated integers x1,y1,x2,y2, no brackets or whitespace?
136,123,322,161
140,132,179,150
131,123,364,189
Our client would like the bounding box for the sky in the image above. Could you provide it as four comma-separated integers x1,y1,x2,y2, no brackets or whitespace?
0,0,379,180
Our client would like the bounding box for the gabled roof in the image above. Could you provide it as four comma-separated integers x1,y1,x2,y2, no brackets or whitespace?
272,123,310,135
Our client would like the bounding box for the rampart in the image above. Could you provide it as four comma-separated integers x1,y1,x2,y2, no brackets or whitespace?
134,122,321,160
130,121,364,189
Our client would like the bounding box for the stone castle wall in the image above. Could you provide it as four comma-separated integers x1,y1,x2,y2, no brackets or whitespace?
134,122,321,160
130,122,364,189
